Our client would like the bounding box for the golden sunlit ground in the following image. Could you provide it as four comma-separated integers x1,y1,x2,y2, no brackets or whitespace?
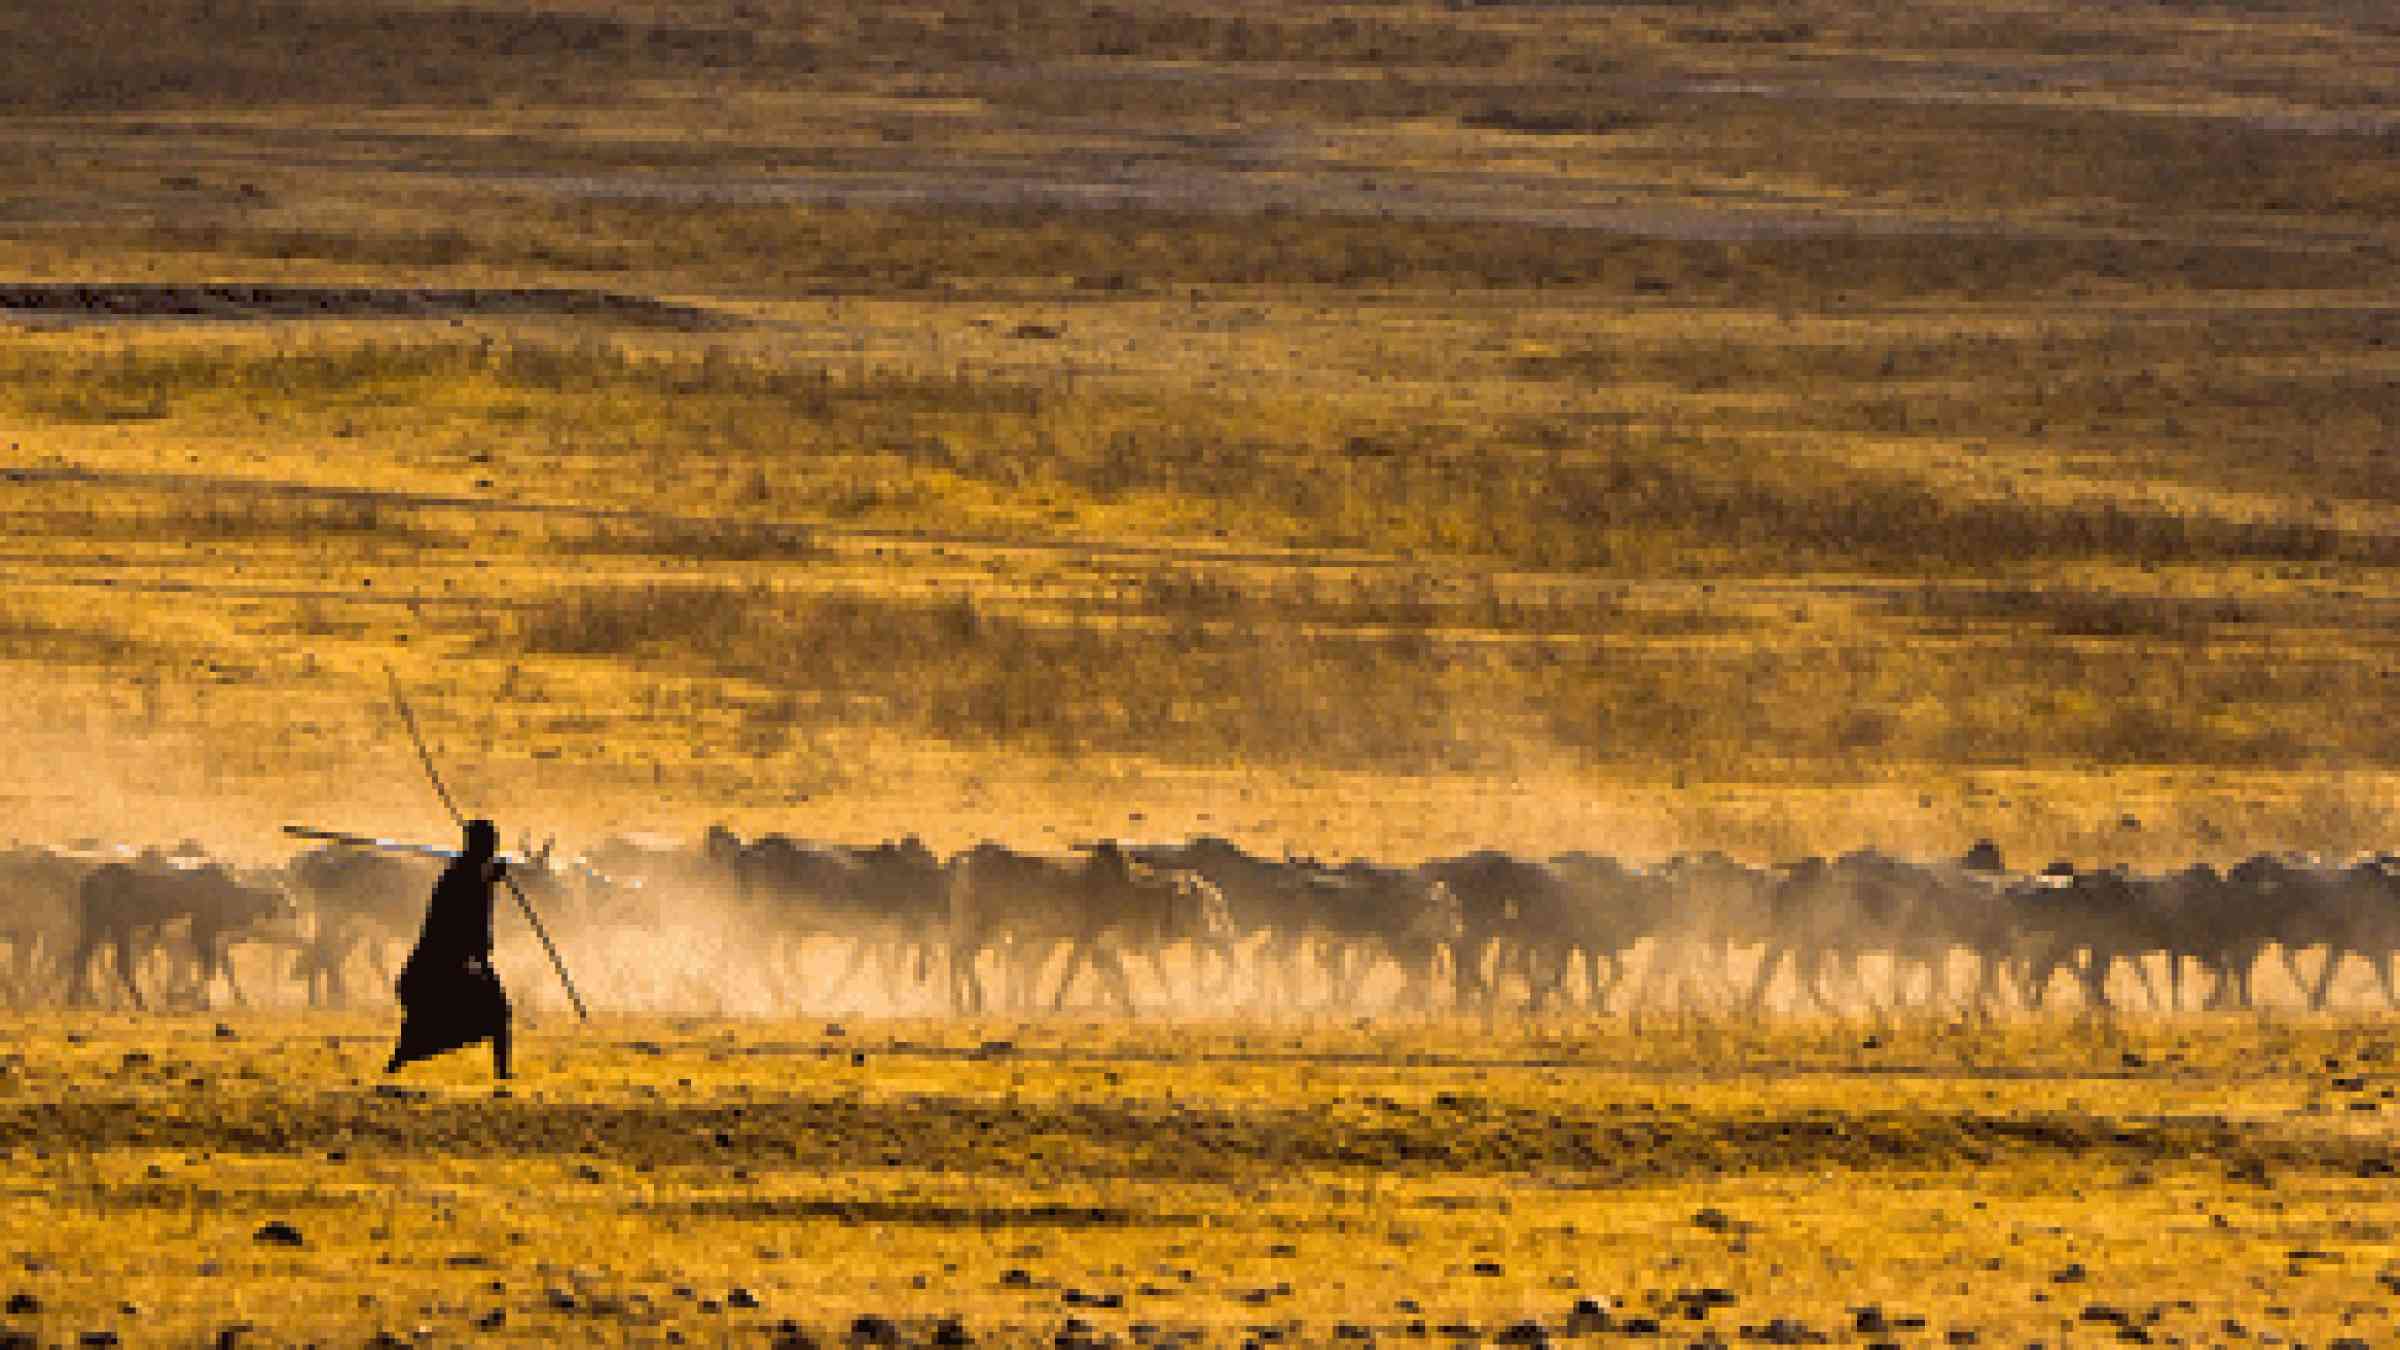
0,0,2396,867
5,5,2400,1343
3,1016,2400,1346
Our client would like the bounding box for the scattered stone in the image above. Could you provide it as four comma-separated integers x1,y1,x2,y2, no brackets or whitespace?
1001,1269,1036,1288
930,1317,973,1346
728,1287,763,1310
545,1288,577,1312
1692,1208,1740,1233
1495,1320,1548,1344
2050,1264,2088,1284
2,1295,34,1315
772,1320,820,1349
1471,1261,1505,1276
213,1024,236,1040
212,1325,252,1349
79,1335,120,1349
475,1310,505,1330
252,1221,304,1248
1945,1333,1977,1347
1854,1307,1890,1335
849,1313,901,1345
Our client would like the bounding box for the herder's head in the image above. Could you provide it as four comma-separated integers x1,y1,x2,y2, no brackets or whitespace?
462,819,500,860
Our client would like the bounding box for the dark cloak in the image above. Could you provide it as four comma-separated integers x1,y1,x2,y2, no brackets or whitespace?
388,856,510,1069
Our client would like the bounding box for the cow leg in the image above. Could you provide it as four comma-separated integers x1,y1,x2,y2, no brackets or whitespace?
214,933,249,1009
2306,946,2345,1011
947,937,982,1016
66,936,97,1008
111,931,147,1012
1095,945,1137,1014
1047,941,1090,1013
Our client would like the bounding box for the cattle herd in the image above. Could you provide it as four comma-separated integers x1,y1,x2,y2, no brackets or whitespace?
4,829,2400,1017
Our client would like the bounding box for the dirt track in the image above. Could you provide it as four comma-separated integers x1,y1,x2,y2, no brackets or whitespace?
0,283,723,327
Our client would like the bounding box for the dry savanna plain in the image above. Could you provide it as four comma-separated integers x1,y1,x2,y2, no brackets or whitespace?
4,0,2400,1343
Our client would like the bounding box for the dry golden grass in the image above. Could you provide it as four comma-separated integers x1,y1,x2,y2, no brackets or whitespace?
4,1015,2400,1345
0,0,2397,867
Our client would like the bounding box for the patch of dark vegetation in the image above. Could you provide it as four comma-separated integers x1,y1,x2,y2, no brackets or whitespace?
639,1198,1192,1229
1887,585,2269,641
0,284,721,328
0,1095,2382,1188
0,1,818,112
0,602,146,668
481,200,2393,297
1459,102,1652,136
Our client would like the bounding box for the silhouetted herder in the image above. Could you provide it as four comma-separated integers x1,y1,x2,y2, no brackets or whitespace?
386,819,511,1080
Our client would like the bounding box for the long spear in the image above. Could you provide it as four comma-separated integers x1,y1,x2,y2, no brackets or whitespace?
381,664,589,1021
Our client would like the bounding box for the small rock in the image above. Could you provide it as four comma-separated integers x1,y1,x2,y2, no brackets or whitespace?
849,1313,901,1344
252,1221,304,1248
1495,1321,1548,1344
930,1317,974,1347
2051,1263,2088,1284
3,1295,35,1315
79,1336,120,1349
727,1287,762,1310
1692,1208,1739,1232
1471,1261,1504,1276
214,1024,237,1040
545,1288,577,1311
475,1310,506,1330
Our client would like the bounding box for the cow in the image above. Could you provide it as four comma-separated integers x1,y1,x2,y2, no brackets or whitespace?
1422,851,1668,1014
1741,851,1984,1013
945,840,1232,1015
68,859,297,1010
703,830,951,1010
288,845,437,1008
1127,838,1460,1012
0,845,89,1005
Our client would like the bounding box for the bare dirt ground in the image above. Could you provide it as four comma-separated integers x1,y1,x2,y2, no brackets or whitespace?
4,1015,2400,1347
